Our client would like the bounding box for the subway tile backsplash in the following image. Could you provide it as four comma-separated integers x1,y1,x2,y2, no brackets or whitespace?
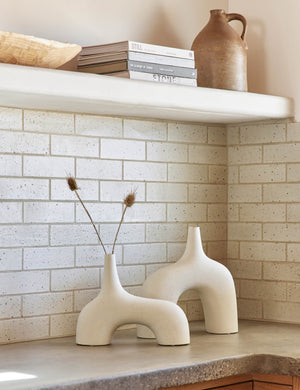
228,121,300,323
0,107,299,344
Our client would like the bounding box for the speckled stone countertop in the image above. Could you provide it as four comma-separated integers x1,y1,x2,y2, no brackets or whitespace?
0,321,299,390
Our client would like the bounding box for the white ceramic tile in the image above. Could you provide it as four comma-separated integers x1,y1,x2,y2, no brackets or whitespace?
50,224,99,246
51,268,99,291
263,262,300,282
76,202,122,223
24,246,74,270
24,201,74,223
24,109,74,134
240,123,285,144
168,122,207,143
0,202,22,223
0,178,49,200
167,204,207,222
76,158,122,180
146,183,187,202
124,161,167,181
263,183,300,202
76,245,122,267
263,223,300,242
124,203,166,222
228,145,262,165
74,289,100,312
0,317,49,344
146,223,187,243
168,163,208,183
147,141,187,162
101,139,145,160
0,225,49,247
51,179,99,201
123,243,166,264
24,156,74,177
0,155,22,176
75,114,122,137
0,249,22,271
189,184,227,203
240,242,286,262
101,181,145,202
189,145,227,164
264,143,300,163
228,222,262,241
167,243,186,262
0,271,49,295
23,292,73,316
50,313,78,337
100,223,145,245
0,107,22,130
111,265,145,286
0,130,49,154
0,296,21,319
287,122,300,141
124,118,167,140
239,164,286,183
207,126,226,145
51,134,99,157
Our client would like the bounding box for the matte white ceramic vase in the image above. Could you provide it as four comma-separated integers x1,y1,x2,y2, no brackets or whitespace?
137,226,238,339
76,254,190,346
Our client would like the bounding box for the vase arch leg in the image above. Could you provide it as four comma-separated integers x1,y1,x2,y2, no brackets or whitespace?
76,292,190,346
137,266,238,337
197,285,238,334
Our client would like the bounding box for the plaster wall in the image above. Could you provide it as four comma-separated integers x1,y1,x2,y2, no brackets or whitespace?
229,0,300,120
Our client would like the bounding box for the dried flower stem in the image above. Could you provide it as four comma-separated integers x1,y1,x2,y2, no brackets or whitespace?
112,192,135,254
112,207,126,254
68,178,135,256
74,190,107,255
67,177,107,255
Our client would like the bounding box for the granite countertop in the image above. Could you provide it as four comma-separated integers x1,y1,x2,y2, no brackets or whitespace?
0,320,299,390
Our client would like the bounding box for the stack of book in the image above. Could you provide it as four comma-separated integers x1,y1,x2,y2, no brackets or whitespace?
77,41,197,87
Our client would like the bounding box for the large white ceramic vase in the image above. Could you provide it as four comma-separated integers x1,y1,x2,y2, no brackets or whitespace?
76,254,190,346
137,226,238,339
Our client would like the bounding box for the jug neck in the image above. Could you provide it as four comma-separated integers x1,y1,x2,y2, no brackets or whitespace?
210,9,226,18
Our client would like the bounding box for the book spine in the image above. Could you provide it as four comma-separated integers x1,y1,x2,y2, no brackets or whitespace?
128,41,194,60
127,61,197,78
128,52,195,68
123,71,197,86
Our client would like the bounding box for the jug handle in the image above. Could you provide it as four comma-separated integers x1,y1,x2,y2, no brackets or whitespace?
226,13,247,40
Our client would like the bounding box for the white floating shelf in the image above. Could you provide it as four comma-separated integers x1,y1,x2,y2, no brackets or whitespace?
0,63,294,123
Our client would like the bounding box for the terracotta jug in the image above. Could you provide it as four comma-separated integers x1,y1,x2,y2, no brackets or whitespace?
191,9,248,91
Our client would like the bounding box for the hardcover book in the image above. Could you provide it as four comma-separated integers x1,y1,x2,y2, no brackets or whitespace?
78,60,197,78
107,71,197,86
80,40,194,60
78,50,195,68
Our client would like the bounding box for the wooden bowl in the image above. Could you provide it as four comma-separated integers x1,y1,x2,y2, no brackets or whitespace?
0,31,82,69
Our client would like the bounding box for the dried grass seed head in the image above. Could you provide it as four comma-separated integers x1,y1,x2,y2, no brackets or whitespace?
67,176,79,191
124,192,135,207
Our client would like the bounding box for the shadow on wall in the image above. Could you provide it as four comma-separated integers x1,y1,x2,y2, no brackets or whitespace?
246,18,267,93
144,5,184,48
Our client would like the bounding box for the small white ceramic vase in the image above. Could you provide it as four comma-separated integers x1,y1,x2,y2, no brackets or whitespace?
76,254,190,346
137,226,238,339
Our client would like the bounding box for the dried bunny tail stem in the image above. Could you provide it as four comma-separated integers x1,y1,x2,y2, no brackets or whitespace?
112,192,136,254
67,177,78,191
67,177,107,255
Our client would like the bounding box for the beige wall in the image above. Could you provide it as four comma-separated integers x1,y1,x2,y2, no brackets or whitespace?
229,0,300,121
2,0,227,49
